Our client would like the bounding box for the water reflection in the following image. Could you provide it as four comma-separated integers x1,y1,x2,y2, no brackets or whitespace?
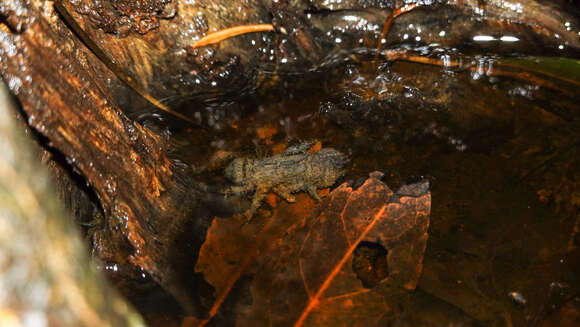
159,40,579,321
113,1,580,325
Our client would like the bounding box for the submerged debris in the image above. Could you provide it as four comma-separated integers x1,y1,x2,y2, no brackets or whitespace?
195,171,431,326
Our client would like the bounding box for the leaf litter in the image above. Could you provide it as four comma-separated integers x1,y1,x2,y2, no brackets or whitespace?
187,171,430,326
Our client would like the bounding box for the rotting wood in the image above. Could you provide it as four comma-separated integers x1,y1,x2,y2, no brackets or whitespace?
0,79,145,327
53,0,199,125
43,0,580,110
0,0,209,315
56,0,269,102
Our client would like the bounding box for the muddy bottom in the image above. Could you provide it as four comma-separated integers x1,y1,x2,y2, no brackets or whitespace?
125,53,579,326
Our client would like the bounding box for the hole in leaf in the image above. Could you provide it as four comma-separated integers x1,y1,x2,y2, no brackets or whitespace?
352,241,389,288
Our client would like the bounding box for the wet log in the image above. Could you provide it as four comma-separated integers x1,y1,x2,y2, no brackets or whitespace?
0,0,207,315
0,79,144,326
53,0,580,109
56,0,272,102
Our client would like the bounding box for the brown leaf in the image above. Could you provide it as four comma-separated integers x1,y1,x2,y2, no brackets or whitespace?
194,172,430,326
256,124,278,142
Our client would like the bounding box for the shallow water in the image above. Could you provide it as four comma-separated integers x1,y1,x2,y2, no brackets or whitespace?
70,0,579,315
124,50,580,325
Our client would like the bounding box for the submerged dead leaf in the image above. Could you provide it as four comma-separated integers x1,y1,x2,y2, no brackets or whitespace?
192,172,430,326
256,124,278,141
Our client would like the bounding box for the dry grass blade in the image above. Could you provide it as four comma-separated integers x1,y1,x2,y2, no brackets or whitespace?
190,24,275,49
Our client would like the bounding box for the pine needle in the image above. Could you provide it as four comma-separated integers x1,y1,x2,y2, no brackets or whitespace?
190,24,275,49
376,4,423,58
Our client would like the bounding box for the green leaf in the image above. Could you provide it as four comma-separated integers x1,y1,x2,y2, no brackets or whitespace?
499,57,580,85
